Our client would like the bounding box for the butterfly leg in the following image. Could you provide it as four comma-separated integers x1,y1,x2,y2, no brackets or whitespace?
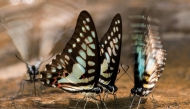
97,95,108,109
33,81,36,96
149,93,155,108
95,99,100,109
151,93,155,101
103,91,108,102
74,96,85,109
39,80,46,96
129,95,136,109
137,97,142,109
16,79,26,97
38,80,42,96
98,95,104,109
91,96,100,109
33,79,43,96
129,93,132,101
113,93,120,108
83,97,90,109
30,81,36,95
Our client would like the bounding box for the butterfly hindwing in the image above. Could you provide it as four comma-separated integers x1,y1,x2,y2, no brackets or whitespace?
40,11,100,92
99,14,122,86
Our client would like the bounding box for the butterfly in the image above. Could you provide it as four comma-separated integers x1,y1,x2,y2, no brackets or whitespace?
14,56,43,96
40,10,108,109
129,9,166,109
15,55,54,97
1,1,84,97
98,14,122,107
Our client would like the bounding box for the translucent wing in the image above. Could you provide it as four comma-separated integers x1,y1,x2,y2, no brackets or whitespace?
38,0,86,58
1,0,85,60
143,24,166,91
40,11,100,92
99,14,122,86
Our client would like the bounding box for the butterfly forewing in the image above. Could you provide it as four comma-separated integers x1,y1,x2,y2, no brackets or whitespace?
99,14,122,86
40,11,100,92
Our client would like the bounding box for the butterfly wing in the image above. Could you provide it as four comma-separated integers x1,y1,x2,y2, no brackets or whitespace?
40,11,100,92
143,24,166,91
99,14,122,86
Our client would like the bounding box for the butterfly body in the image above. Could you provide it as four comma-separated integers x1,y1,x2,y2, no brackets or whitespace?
81,86,103,97
101,84,118,94
25,61,41,82
15,55,44,97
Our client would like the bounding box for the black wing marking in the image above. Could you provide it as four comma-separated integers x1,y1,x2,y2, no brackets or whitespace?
40,11,100,92
99,14,122,86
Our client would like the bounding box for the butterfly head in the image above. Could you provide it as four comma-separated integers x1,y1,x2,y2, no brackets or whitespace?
27,65,39,75
107,85,118,94
131,87,151,96
93,86,103,94
26,61,41,81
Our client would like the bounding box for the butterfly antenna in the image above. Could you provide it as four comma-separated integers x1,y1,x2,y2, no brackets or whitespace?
114,93,120,108
116,64,129,81
15,55,28,65
41,53,55,64
120,63,134,82
36,53,55,68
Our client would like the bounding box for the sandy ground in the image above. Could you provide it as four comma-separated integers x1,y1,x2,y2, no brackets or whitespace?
0,67,190,109
1,0,190,109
